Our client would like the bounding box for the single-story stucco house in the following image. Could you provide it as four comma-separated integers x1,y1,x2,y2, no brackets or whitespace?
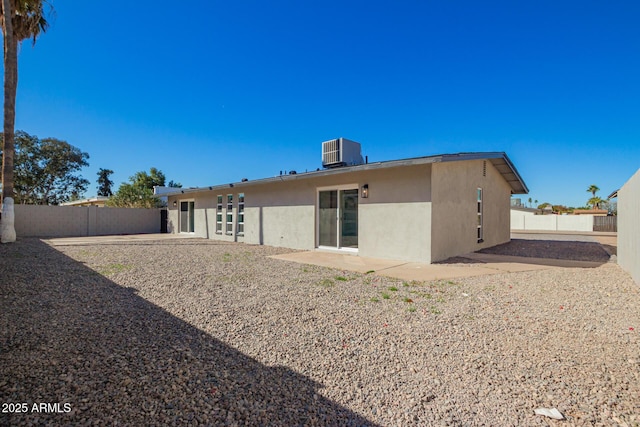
162,140,528,263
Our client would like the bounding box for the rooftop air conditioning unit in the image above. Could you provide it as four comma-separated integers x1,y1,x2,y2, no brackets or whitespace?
322,137,364,168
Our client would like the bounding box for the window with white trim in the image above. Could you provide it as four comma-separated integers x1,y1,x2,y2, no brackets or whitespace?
226,194,233,235
237,193,245,235
477,188,483,243
216,195,223,234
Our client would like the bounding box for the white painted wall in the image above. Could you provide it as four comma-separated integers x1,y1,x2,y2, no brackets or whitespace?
618,168,640,285
510,211,594,232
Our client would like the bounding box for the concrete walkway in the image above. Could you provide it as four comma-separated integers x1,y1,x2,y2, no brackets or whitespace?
44,233,197,246
269,250,607,282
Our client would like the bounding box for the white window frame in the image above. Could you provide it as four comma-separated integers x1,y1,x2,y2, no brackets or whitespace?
237,193,245,236
216,195,223,234
226,194,234,235
477,188,483,243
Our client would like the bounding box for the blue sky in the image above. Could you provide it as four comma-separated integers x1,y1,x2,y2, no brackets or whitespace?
5,0,639,207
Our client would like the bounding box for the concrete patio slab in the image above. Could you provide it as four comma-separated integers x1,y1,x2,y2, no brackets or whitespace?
270,250,607,282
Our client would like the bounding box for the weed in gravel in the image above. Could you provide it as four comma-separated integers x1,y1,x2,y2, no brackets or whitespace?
409,290,432,299
97,263,132,276
77,250,98,258
222,252,232,262
404,297,414,303
370,297,380,302
408,306,417,313
429,306,442,315
335,276,348,281
365,270,375,274
5,251,25,258
381,292,391,300
319,278,334,288
402,282,410,287
389,286,398,292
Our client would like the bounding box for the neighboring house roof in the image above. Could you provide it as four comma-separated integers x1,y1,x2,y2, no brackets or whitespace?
60,196,109,207
511,206,540,214
162,152,529,197
608,189,618,199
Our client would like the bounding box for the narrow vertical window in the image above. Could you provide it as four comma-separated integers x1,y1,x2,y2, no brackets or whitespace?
477,188,483,243
216,195,223,234
237,193,245,235
226,194,233,235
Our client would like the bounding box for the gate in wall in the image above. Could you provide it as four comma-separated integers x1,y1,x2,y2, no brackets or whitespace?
593,216,617,232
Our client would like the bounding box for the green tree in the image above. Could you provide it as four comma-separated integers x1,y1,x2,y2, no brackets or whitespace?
131,167,166,189
96,168,114,197
588,196,604,210
587,184,600,197
527,197,532,208
108,167,176,208
1,0,51,242
1,130,89,205
107,182,160,208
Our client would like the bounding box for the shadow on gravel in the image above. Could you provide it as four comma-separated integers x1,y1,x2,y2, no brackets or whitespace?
0,239,377,426
477,239,611,263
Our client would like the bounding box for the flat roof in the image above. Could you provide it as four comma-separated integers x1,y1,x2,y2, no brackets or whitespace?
163,151,529,197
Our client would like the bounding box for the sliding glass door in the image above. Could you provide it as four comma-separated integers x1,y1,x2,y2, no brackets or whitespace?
318,188,358,249
179,201,195,233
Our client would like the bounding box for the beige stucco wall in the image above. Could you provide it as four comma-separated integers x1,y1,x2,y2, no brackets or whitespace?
14,205,161,237
618,168,640,285
430,160,511,262
167,160,517,264
167,163,433,261
357,165,432,262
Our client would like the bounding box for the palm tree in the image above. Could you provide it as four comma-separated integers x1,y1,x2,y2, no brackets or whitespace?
588,196,604,210
587,184,600,198
1,0,50,243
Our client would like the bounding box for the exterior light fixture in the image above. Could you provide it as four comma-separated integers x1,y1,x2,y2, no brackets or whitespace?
361,184,369,198
173,201,177,208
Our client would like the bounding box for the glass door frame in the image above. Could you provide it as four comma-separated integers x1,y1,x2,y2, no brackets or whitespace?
179,199,195,233
316,184,359,253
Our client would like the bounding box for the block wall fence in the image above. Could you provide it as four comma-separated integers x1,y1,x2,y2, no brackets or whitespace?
618,168,640,285
510,212,594,232
12,205,161,237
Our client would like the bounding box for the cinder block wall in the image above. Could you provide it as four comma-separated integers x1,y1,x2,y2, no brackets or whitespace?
618,168,640,285
13,205,161,237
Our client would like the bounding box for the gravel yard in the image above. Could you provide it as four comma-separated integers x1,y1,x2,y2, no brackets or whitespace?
1,237,639,426
478,239,612,262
